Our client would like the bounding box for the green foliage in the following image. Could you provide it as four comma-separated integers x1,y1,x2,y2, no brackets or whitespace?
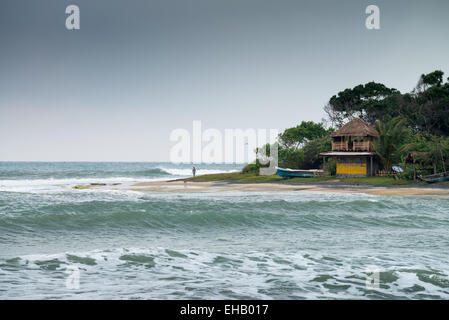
278,147,304,169
373,116,410,171
402,134,449,174
189,171,417,186
418,70,444,88
419,136,449,173
278,121,332,149
242,163,260,174
339,177,413,186
238,175,284,183
276,134,331,170
189,172,251,181
325,82,400,126
401,166,416,181
255,143,274,157
325,159,337,176
325,70,449,136
299,135,332,169
404,82,449,136
73,184,102,189
256,121,332,170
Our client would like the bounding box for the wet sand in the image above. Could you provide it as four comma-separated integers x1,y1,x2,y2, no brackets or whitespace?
131,180,449,197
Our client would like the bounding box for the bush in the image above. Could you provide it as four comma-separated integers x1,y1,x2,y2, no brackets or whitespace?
401,166,415,180
278,148,304,169
242,163,260,174
298,135,332,169
325,159,337,176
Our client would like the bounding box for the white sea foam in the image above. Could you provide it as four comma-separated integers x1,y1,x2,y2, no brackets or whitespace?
0,177,156,193
2,247,449,299
0,168,238,193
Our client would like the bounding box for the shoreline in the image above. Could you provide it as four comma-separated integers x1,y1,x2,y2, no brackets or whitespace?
131,179,449,197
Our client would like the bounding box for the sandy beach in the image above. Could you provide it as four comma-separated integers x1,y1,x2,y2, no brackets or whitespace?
131,179,449,197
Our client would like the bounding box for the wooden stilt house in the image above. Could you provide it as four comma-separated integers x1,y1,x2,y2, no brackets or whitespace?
320,118,378,177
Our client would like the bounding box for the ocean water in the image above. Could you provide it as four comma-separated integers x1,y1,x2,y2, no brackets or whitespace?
1,162,449,299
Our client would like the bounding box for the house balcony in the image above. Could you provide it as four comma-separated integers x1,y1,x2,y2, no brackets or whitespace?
332,141,348,151
353,141,372,151
332,141,372,152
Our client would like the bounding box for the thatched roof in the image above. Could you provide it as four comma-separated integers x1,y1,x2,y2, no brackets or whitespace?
331,118,378,137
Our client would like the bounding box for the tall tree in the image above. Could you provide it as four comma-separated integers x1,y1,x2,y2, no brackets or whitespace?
326,70,449,136
416,70,445,91
278,121,332,149
325,82,400,127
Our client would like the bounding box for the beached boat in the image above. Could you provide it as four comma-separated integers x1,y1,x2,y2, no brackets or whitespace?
276,167,323,178
420,171,449,183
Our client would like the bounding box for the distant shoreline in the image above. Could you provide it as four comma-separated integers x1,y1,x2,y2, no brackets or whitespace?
130,176,449,197
68,170,449,197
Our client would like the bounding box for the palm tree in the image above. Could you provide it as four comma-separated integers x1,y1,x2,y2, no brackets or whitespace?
373,116,409,171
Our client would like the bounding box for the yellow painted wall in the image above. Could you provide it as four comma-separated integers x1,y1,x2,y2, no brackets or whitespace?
336,158,367,175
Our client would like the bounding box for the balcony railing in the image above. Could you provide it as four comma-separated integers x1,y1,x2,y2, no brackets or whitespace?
353,141,371,151
332,141,348,151
332,141,371,152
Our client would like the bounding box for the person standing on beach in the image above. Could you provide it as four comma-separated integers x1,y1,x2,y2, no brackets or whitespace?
192,166,196,177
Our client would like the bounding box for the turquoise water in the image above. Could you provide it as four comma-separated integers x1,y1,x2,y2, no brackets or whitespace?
1,162,449,299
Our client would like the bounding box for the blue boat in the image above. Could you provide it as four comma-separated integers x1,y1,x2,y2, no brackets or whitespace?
276,167,323,178
421,172,449,183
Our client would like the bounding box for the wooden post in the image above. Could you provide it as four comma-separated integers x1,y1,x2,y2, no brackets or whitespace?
370,156,373,177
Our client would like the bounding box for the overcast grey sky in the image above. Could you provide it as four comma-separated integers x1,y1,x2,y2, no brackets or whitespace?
1,0,448,161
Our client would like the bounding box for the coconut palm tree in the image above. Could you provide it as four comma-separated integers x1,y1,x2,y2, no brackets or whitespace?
373,116,409,171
